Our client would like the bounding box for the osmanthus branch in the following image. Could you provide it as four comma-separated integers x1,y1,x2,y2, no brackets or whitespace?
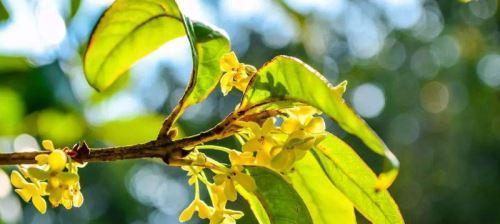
0,108,279,166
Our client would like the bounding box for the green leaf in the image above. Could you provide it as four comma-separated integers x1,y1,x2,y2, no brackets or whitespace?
239,167,313,224
84,0,185,91
84,0,230,123
288,152,356,224
70,0,82,18
312,133,404,224
0,2,9,22
173,18,230,113
239,55,399,190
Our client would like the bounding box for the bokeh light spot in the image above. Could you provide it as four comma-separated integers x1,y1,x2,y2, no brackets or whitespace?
389,113,420,145
477,54,500,88
420,81,449,113
352,83,385,118
13,133,39,152
0,194,22,223
0,170,11,198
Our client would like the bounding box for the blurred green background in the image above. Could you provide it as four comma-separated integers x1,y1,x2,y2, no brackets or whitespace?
0,0,499,223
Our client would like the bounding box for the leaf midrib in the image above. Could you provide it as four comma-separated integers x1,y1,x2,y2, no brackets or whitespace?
91,13,181,86
294,168,329,224
311,148,395,223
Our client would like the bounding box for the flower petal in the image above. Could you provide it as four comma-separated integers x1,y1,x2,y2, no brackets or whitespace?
48,150,67,172
196,200,212,219
271,151,295,171
224,180,237,202
27,167,49,180
15,188,32,202
220,72,235,95
179,201,197,222
281,118,301,134
73,191,84,207
42,140,55,151
11,171,28,188
49,188,63,206
35,154,49,165
62,198,72,209
220,52,240,72
32,195,47,214
304,117,326,134
58,172,79,185
234,173,256,192
242,139,261,152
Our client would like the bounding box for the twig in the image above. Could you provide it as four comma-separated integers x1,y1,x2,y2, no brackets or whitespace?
0,112,237,166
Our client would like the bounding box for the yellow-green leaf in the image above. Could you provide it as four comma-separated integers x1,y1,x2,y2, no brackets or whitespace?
312,133,404,224
84,0,230,125
239,55,399,190
84,0,185,91
171,18,230,118
240,167,313,224
288,152,356,224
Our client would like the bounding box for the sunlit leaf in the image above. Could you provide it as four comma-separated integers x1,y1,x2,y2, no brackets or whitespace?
312,133,404,224
84,0,230,118
239,55,399,190
84,0,185,91
288,152,356,224
239,167,313,224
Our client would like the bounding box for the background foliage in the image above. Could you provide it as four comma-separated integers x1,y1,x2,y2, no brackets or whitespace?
0,0,499,223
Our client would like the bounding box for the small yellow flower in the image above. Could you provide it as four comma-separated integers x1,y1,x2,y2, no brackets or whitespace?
284,106,320,124
238,118,279,166
11,171,47,214
213,165,256,202
219,52,252,95
228,151,254,166
179,198,212,222
209,208,244,224
42,140,55,151
182,166,203,185
48,149,67,172
11,140,85,213
268,108,327,171
46,172,80,207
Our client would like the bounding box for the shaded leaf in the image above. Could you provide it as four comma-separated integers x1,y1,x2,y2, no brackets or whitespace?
239,167,313,224
288,152,356,224
70,0,81,18
312,133,404,224
240,55,399,190
181,19,230,107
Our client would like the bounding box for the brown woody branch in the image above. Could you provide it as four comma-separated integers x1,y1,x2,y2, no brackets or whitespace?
0,109,275,166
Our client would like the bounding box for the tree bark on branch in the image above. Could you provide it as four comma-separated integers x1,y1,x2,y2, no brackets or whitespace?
0,106,279,166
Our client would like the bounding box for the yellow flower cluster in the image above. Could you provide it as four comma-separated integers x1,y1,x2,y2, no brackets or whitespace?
235,106,327,172
179,163,255,224
219,52,255,96
10,140,84,214
178,106,325,224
